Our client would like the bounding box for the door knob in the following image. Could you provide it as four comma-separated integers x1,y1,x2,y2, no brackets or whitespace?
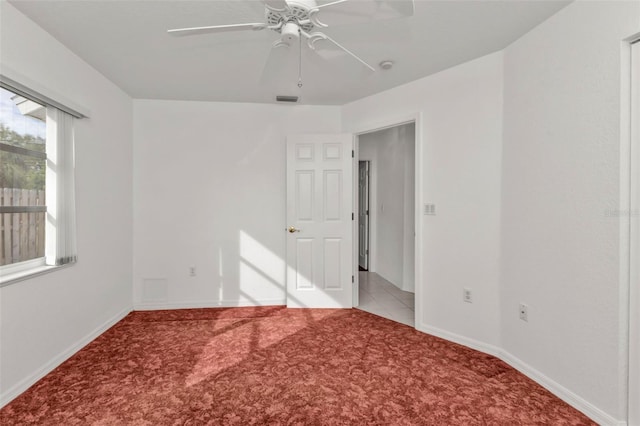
288,226,301,233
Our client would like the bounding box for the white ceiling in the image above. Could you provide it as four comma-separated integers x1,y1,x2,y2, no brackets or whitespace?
8,0,571,105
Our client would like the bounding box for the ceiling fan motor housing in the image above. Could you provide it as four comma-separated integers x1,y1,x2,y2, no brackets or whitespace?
265,0,315,36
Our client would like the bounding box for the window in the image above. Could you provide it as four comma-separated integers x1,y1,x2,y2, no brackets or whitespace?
0,79,80,284
0,87,47,267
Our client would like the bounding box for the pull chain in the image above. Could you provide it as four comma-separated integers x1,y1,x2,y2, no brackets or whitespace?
297,29,303,88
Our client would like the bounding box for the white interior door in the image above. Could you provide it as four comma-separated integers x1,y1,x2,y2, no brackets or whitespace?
358,161,370,270
286,134,353,308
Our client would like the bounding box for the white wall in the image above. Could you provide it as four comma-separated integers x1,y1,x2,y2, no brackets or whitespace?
343,52,504,348
358,123,415,292
133,100,341,309
0,2,133,406
501,1,640,422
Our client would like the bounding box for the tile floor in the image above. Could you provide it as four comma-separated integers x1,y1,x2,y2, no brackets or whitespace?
356,271,415,327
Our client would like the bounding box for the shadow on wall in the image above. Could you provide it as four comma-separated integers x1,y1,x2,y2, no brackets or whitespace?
140,227,345,309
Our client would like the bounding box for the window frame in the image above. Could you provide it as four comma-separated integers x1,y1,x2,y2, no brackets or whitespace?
0,78,83,286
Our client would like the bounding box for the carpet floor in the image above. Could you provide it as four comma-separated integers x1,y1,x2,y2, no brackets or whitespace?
1,306,595,425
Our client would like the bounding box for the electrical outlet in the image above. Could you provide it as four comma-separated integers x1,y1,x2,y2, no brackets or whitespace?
463,288,472,303
189,266,196,277
519,303,528,322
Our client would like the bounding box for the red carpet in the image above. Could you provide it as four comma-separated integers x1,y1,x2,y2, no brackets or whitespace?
1,306,595,425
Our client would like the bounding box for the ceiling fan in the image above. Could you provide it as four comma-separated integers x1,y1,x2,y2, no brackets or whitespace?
167,0,414,84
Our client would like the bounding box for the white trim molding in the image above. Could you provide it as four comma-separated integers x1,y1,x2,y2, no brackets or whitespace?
626,37,640,426
0,64,90,118
416,323,503,358
499,351,626,426
133,298,286,311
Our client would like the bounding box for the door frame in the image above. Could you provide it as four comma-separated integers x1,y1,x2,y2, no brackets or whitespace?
625,36,640,426
351,113,422,327
357,160,372,271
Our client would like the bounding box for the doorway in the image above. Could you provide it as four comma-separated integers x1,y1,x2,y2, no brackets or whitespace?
355,122,416,325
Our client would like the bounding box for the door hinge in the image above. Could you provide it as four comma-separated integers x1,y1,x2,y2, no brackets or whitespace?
352,150,354,158
352,212,354,220
352,275,354,283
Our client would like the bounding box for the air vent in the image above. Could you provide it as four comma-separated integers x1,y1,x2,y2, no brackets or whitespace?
276,95,299,103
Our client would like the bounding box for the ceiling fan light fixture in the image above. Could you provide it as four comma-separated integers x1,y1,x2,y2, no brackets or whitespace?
281,21,300,43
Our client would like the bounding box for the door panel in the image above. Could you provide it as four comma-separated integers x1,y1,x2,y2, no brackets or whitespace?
286,134,353,308
324,170,342,220
323,238,342,289
296,171,314,220
295,238,314,289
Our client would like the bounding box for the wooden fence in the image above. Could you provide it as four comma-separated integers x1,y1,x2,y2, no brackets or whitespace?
0,188,46,266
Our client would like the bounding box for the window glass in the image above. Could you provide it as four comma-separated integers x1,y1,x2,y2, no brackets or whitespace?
0,87,46,266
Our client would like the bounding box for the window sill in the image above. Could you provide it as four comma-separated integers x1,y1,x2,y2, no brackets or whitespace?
0,261,72,287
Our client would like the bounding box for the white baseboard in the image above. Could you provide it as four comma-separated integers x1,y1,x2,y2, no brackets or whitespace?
133,298,286,311
0,306,132,409
498,351,626,426
417,322,625,426
417,323,503,357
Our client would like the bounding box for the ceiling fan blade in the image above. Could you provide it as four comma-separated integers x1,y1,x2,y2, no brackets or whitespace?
168,23,267,36
313,0,376,26
312,0,414,27
315,0,349,9
302,45,370,86
381,0,414,17
328,18,412,44
262,0,288,11
260,42,298,86
311,34,375,72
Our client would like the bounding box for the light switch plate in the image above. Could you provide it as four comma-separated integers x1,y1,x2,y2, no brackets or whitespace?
424,204,436,215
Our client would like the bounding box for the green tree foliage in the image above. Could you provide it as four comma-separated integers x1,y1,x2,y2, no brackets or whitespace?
0,123,45,190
